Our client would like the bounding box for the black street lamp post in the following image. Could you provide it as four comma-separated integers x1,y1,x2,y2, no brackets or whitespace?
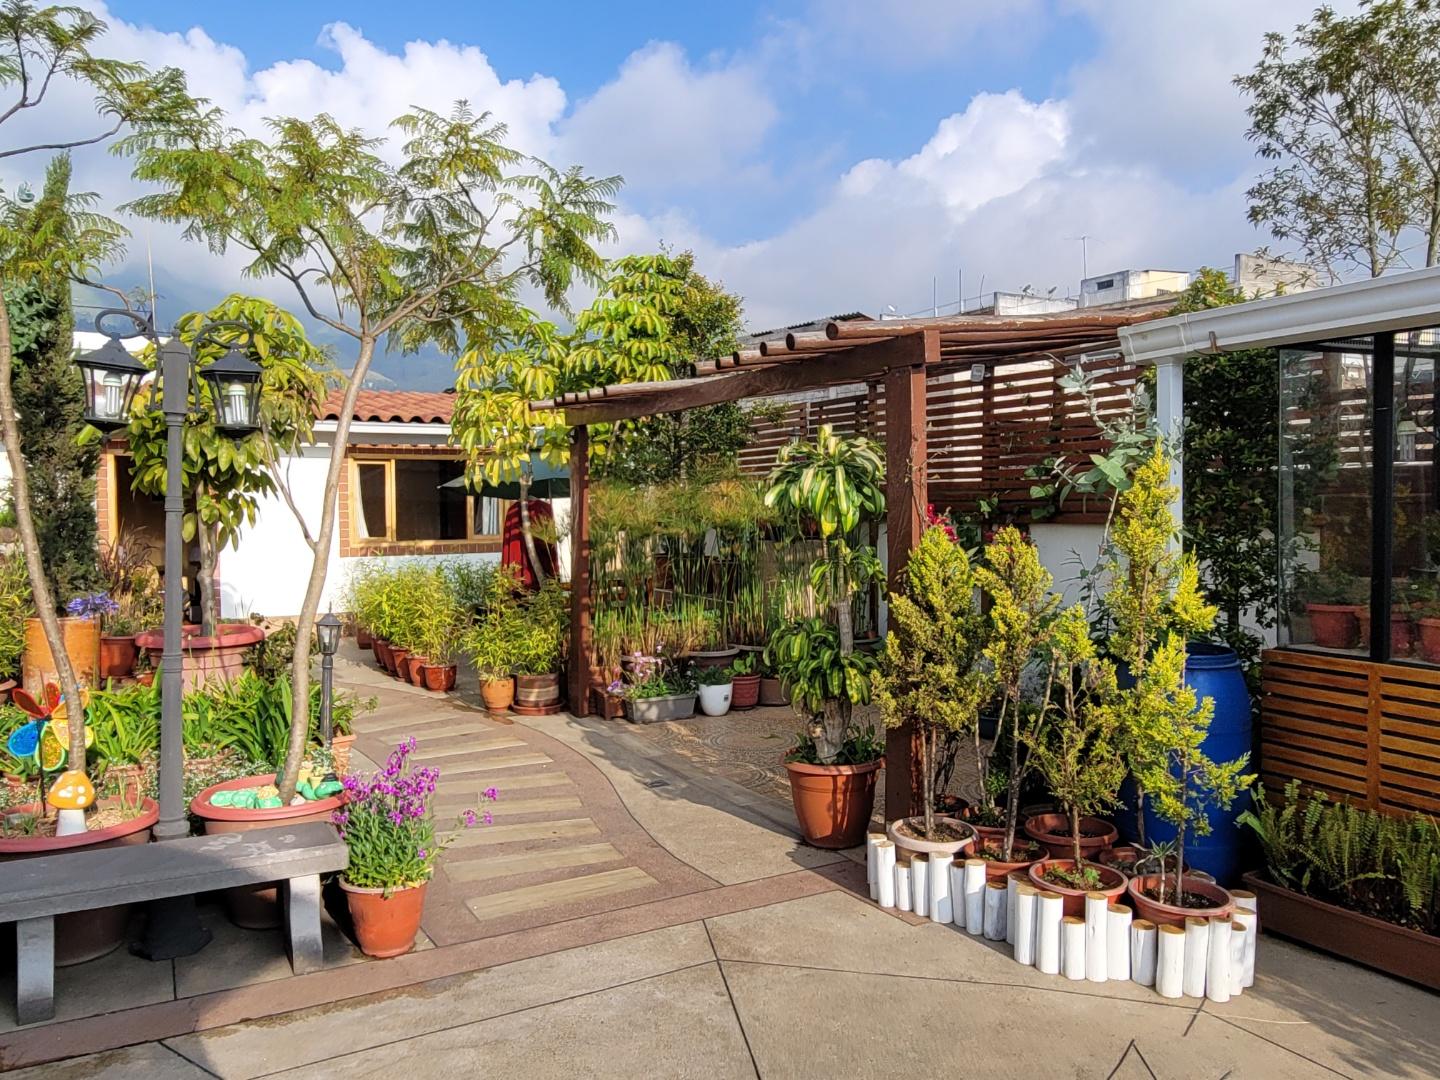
78,309,262,959
316,611,342,748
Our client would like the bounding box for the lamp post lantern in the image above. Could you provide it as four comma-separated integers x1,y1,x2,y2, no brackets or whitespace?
316,611,342,749
76,309,264,960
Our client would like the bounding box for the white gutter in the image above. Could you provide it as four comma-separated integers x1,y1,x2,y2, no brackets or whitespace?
1119,265,1440,364
312,421,454,438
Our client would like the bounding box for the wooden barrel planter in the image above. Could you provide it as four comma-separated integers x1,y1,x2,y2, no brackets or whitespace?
513,673,563,715
22,616,100,695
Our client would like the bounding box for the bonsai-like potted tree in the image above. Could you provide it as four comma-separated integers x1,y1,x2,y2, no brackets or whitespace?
763,426,886,849
1024,605,1129,916
875,525,987,858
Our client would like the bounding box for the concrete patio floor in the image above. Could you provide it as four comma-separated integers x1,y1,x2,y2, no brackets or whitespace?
2,647,1437,1077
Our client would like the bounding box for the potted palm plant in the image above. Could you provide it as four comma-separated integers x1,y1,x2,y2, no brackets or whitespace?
763,426,886,849
875,525,986,859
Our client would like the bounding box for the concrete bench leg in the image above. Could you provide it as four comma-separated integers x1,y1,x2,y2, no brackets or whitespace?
15,916,55,1025
283,875,325,975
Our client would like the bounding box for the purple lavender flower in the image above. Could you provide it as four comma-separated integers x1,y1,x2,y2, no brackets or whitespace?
462,808,478,827
482,811,493,826
483,786,499,801
417,849,428,860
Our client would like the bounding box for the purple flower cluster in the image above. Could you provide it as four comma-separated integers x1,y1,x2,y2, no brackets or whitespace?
334,736,439,833
66,592,119,618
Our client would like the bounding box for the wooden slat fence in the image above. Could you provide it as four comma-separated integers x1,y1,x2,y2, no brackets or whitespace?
1261,648,1440,816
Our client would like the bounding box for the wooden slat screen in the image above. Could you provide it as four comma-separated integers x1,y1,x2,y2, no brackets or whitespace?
737,353,1140,522
1261,647,1440,816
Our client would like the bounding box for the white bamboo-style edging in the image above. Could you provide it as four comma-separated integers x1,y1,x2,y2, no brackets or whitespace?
929,853,953,923
1014,885,1037,966
1232,892,1258,988
983,879,1007,941
866,833,885,901
1156,924,1186,998
1228,919,1246,996
1107,904,1132,982
1206,918,1232,1003
948,861,966,927
1036,890,1063,975
1084,892,1108,983
1062,916,1086,981
911,854,928,916
875,841,896,909
1005,871,1026,946
1183,917,1209,998
1131,919,1157,987
895,860,912,912
962,859,986,935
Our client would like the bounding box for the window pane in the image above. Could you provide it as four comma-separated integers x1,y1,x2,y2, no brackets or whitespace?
394,458,468,542
1395,327,1440,663
474,496,503,538
355,462,388,539
1279,336,1374,654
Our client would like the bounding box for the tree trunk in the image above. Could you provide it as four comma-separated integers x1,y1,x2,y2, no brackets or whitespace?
921,723,934,841
278,336,376,801
812,699,849,765
518,471,546,588
0,291,86,769
1070,805,1083,867
1001,693,1024,861
197,516,219,638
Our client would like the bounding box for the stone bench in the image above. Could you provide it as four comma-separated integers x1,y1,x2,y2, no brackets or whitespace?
1,822,348,1025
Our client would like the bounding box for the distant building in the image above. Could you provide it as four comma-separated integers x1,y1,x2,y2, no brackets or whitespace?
1232,253,1321,298
1079,268,1191,308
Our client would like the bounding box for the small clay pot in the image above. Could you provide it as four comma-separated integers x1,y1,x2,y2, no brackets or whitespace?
481,676,515,711
1023,812,1118,861
1126,872,1234,928
406,656,429,687
1027,858,1128,918
99,635,138,679
356,628,373,649
341,879,428,958
887,815,977,859
975,835,1047,882
390,647,411,679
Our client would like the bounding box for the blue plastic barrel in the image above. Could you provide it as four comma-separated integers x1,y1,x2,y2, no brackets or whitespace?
1140,642,1253,885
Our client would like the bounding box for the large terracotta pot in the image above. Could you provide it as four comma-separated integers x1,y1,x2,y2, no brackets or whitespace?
1126,872,1234,928
975,834,1048,882
135,623,265,691
481,676,515,711
389,647,411,680
422,663,457,692
99,635,138,679
1306,603,1360,649
405,655,428,686
340,879,428,958
356,628,373,649
191,775,345,929
23,616,100,694
1357,608,1414,656
685,646,739,670
886,814,976,859
515,672,561,709
0,798,158,965
1027,858,1128,918
731,673,761,710
1417,618,1440,663
783,756,882,849
374,639,394,672
1024,812,1118,860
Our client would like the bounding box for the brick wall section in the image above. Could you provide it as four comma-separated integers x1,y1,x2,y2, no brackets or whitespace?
338,443,501,558
96,451,113,546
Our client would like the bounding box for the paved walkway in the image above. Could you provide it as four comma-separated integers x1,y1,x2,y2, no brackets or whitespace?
3,645,1437,1078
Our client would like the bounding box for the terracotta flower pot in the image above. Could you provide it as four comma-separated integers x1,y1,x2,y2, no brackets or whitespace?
374,639,393,671
331,732,357,776
356,627,373,649
783,756,882,849
1357,608,1414,656
422,663,456,692
1306,603,1360,649
99,634,138,679
341,878,427,958
975,835,1047,882
481,676,515,711
134,623,265,691
1027,858,1128,918
0,798,158,965
1023,812,1118,860
1417,617,1440,663
731,673,761,710
22,615,99,695
886,814,976,859
1126,872,1233,928
390,647,411,680
759,676,789,707
406,655,429,687
191,775,346,929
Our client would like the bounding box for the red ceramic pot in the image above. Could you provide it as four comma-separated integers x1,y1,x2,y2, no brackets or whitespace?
406,655,428,687
341,879,427,958
783,756,882,849
1307,603,1360,649
1023,813,1118,861
731,673,761,710
99,635,138,679
422,663,457,692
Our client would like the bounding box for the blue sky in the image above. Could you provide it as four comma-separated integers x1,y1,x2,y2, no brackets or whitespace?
38,1,1349,387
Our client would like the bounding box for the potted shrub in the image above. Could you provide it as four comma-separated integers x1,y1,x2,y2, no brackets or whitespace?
875,525,986,859
682,601,738,669
1023,605,1129,916
621,657,698,723
467,615,517,711
335,737,495,957
0,549,32,691
696,663,733,716
512,579,566,712
1239,781,1440,990
1299,567,1365,650
729,652,761,710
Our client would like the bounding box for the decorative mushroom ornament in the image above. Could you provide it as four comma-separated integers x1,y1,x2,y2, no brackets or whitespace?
47,769,96,836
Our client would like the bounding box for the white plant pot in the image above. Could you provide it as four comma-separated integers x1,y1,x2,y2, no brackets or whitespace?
697,682,733,716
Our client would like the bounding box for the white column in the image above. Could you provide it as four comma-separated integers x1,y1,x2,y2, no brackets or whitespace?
1228,919,1246,996
962,859,986,935
1107,904,1132,982
866,832,885,901
1206,918,1232,1004
928,853,953,923
1183,917,1209,998
1156,924,1185,999
1014,885,1037,966
876,841,896,909
1083,892,1108,983
1232,907,1257,989
1131,919,1157,987
1036,891,1063,975
1154,353,1185,532
983,880,1007,941
895,861,912,913
910,854,928,916
1062,916,1086,981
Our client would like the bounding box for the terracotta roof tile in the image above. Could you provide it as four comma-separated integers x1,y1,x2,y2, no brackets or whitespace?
321,390,455,424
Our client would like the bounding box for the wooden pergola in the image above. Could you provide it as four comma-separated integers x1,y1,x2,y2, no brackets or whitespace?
534,306,1169,819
